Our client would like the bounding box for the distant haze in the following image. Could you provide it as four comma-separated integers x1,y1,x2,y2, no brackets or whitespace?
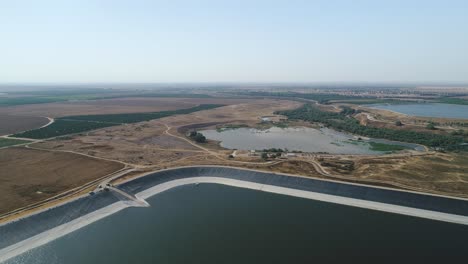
1,1,467,83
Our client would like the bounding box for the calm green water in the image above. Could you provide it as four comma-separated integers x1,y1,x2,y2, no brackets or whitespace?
201,127,422,154
7,184,468,263
369,103,468,119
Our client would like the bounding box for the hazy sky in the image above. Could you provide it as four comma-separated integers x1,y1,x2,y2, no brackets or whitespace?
1,0,467,83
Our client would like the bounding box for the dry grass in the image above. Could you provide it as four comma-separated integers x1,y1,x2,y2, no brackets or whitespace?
0,147,124,214
319,152,468,197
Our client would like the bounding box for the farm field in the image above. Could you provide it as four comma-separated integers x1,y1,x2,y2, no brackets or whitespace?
0,147,124,214
0,97,255,117
63,104,223,123
0,90,214,107
0,114,49,135
12,119,117,139
12,104,223,139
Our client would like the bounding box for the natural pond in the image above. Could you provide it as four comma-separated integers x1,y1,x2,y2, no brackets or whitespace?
368,103,468,119
6,184,468,263
200,126,424,154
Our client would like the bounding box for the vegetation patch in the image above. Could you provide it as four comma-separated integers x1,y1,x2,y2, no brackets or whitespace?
335,99,413,105
230,91,419,105
12,120,117,139
188,131,207,143
436,97,468,105
0,90,213,107
216,124,248,132
277,104,466,151
368,142,409,152
13,104,224,139
62,104,223,124
231,91,370,104
272,121,289,128
0,97,67,106
0,138,30,148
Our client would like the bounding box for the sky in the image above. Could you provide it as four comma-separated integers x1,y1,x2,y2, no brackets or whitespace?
1,0,467,83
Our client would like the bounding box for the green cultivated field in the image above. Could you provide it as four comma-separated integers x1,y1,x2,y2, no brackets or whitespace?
12,104,223,139
0,138,30,148
0,97,67,106
0,90,213,107
63,104,222,124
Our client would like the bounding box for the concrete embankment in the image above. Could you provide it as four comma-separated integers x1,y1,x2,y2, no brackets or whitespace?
1,166,468,262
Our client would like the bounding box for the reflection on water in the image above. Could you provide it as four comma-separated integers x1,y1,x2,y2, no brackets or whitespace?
201,126,421,154
7,184,468,263
368,103,468,119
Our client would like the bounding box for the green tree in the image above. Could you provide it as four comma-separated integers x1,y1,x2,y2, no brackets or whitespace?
426,122,436,130
193,133,206,143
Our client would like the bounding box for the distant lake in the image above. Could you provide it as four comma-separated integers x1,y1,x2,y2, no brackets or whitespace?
368,103,468,119
201,127,423,154
6,184,468,263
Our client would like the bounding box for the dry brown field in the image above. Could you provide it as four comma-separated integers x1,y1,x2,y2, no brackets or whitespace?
0,97,256,117
0,114,49,136
319,152,468,198
0,147,124,214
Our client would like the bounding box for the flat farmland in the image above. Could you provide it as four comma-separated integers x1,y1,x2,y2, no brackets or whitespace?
12,104,223,139
0,147,124,214
0,114,49,135
1,97,255,118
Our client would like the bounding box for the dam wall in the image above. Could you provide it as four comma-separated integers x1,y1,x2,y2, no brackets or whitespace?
1,166,468,258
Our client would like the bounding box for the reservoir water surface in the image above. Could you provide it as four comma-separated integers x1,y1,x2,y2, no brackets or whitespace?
6,184,468,263
368,103,468,119
201,127,423,154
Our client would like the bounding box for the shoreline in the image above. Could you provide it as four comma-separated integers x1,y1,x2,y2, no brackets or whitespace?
2,164,468,227
1,166,468,262
364,103,468,120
